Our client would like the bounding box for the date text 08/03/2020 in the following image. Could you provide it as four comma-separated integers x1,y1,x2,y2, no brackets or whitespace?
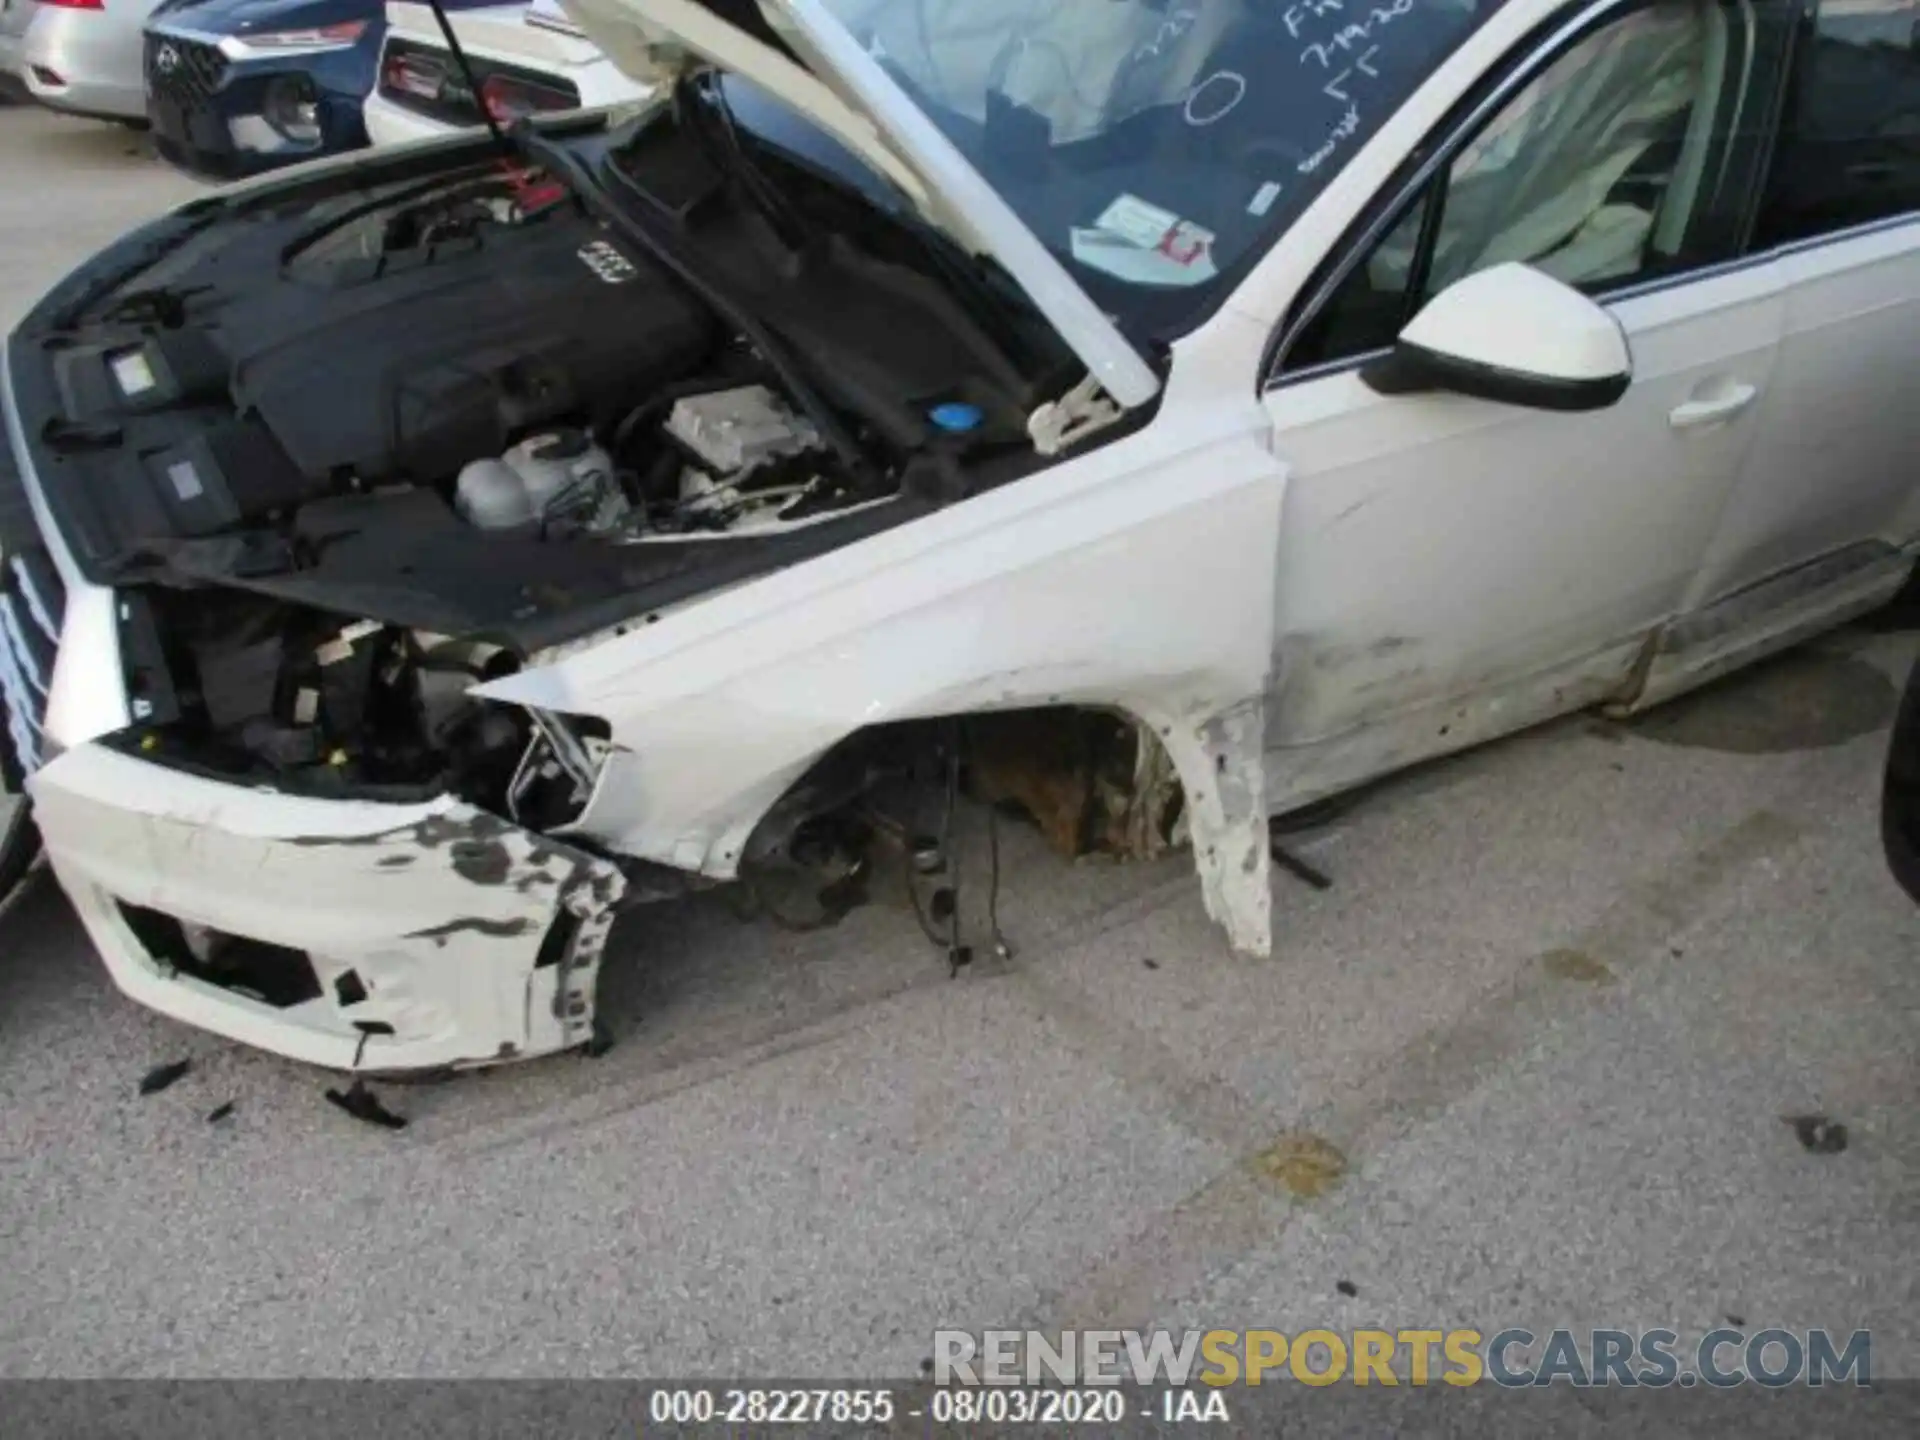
643,1388,1159,1427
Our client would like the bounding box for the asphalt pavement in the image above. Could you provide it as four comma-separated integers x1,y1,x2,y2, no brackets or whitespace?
0,104,1915,1385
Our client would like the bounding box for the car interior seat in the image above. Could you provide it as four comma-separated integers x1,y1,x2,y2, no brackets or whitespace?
1367,0,1712,295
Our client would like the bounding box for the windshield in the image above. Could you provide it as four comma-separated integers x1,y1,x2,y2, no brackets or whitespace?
820,0,1505,340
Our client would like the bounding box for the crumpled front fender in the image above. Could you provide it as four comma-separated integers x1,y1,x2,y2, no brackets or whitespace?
484,395,1286,955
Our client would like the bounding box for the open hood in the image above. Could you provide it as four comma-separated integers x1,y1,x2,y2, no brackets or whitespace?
557,0,1161,410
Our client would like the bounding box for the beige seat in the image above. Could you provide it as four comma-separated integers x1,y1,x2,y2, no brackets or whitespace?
1373,0,1718,294
829,0,1237,143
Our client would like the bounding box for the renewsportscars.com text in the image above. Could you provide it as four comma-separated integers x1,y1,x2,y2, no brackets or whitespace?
932,1327,1872,1387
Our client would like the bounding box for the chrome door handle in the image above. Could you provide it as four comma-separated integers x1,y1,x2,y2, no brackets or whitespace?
1670,382,1758,430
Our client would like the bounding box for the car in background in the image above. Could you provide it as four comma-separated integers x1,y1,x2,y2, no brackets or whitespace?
143,0,383,177
2,0,34,102
361,0,643,144
16,0,166,122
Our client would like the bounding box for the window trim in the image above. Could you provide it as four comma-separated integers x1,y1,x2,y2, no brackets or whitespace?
1261,0,1817,390
1746,0,1920,251
1270,206,1920,390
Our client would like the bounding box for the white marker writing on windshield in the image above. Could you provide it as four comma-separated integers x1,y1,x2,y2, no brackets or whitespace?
1284,0,1348,41
1185,71,1248,127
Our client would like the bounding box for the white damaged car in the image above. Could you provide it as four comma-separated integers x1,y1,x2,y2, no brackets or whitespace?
2,0,1917,1071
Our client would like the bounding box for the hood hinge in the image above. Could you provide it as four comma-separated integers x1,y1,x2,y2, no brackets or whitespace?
1027,375,1125,458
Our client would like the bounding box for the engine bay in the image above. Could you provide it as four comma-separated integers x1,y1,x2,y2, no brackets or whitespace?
42,152,1037,572
10,118,1081,807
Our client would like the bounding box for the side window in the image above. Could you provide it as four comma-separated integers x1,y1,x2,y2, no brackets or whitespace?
1753,0,1920,246
1287,0,1774,373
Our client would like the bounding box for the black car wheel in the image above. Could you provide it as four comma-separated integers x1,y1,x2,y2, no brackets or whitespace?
0,690,41,904
1881,654,1920,907
0,787,37,906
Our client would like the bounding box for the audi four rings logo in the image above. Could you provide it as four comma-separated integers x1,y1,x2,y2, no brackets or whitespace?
155,44,180,74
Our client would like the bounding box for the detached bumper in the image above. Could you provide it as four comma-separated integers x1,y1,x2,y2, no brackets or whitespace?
29,745,626,1073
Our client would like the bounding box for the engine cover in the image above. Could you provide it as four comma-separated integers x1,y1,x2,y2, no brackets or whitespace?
233,217,714,486
13,192,715,574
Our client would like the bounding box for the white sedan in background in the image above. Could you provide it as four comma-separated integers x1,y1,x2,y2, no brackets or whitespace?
362,0,645,144
6,0,166,123
1,0,1917,1075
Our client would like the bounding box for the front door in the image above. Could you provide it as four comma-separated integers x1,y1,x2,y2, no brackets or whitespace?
1255,0,1793,809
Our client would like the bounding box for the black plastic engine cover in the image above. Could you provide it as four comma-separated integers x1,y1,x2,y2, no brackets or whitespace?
11,191,715,574
233,216,714,485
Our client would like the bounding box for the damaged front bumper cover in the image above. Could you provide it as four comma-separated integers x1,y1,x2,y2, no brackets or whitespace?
29,746,627,1073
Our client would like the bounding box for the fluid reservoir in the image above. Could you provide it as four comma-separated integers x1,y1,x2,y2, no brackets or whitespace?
453,458,535,530
456,430,621,532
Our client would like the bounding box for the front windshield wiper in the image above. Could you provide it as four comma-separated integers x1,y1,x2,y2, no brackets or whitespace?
507,122,875,490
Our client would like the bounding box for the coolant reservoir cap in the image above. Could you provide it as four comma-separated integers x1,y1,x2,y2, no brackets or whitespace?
929,402,984,434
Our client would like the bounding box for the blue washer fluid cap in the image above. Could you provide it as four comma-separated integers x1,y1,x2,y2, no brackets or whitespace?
929,402,984,434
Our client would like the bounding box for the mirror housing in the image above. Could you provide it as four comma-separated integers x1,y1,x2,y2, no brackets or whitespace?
1360,263,1632,412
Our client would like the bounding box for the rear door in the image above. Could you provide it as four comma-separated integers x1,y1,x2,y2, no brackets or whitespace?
1679,0,1920,610
1257,0,1795,805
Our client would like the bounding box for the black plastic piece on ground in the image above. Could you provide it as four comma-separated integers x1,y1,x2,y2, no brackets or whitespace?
1270,838,1333,891
324,1080,407,1130
138,1059,192,1096
1784,1114,1847,1154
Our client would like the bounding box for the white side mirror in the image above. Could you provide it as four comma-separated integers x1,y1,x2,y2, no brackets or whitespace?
1361,262,1632,412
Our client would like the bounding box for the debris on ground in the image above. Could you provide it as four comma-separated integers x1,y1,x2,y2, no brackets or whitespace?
325,1081,408,1131
138,1059,192,1096
1784,1114,1848,1154
1269,829,1333,891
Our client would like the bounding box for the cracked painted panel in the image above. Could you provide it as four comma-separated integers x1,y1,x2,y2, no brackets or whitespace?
1180,698,1272,957
28,745,625,1073
484,406,1289,954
